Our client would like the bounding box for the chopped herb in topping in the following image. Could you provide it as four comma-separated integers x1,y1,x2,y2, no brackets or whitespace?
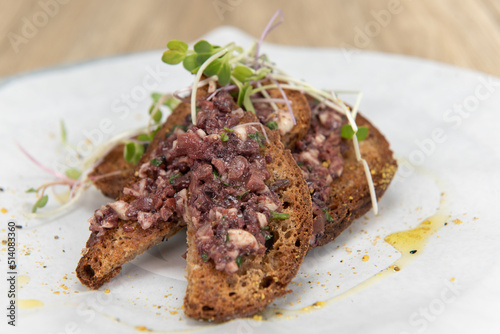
223,126,234,132
270,211,289,219
221,180,231,186
265,233,273,241
220,132,229,142
237,190,250,199
226,232,230,242
169,173,181,184
201,253,209,262
150,157,162,167
266,121,278,130
236,256,243,267
32,195,48,213
322,208,333,222
213,168,220,178
248,132,265,147
297,162,304,167
341,124,369,141
261,225,270,230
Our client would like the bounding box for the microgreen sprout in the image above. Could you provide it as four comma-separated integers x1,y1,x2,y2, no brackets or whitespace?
236,256,243,267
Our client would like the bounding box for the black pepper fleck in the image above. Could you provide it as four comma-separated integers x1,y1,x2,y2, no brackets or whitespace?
410,250,417,254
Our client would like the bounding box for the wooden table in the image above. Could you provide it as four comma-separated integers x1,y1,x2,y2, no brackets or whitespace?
1,0,499,78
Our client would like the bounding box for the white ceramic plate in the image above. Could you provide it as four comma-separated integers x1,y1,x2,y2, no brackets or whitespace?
1,27,499,334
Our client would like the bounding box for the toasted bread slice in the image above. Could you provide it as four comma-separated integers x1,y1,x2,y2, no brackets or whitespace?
183,112,313,321
76,101,192,289
316,114,397,247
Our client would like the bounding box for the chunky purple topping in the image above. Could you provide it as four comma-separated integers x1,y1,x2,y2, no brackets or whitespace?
292,98,347,247
88,91,284,274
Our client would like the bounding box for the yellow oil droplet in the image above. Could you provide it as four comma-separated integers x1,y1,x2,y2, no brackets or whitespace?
384,215,446,258
450,277,455,282
253,314,263,321
104,289,110,294
1,208,7,214
19,275,30,289
19,299,43,309
135,326,150,332
362,255,370,262
453,219,463,225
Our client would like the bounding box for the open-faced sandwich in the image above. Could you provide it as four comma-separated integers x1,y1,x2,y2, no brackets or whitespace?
71,11,398,321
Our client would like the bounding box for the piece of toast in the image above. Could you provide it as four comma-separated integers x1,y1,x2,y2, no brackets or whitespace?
76,101,192,289
183,112,313,321
316,114,397,247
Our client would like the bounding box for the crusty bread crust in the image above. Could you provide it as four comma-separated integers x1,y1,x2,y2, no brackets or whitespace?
316,113,397,247
183,112,313,321
76,101,192,289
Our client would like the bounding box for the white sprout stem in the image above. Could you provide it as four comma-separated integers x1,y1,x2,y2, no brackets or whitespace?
350,91,363,119
255,82,279,112
26,182,90,219
191,44,235,125
232,122,270,144
251,97,290,104
351,135,378,215
268,77,296,125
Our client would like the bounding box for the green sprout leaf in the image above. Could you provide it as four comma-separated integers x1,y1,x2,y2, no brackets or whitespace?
232,65,254,83
162,40,188,65
236,256,243,267
220,132,229,142
237,82,255,114
183,54,199,73
341,125,369,141
150,157,162,167
266,121,278,130
65,168,81,180
124,142,144,165
201,253,209,262
60,120,67,145
265,233,273,241
270,211,289,219
137,133,153,142
26,188,37,193
151,93,180,110
32,195,48,213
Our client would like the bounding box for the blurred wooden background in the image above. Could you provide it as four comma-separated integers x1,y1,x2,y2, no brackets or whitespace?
1,0,500,78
